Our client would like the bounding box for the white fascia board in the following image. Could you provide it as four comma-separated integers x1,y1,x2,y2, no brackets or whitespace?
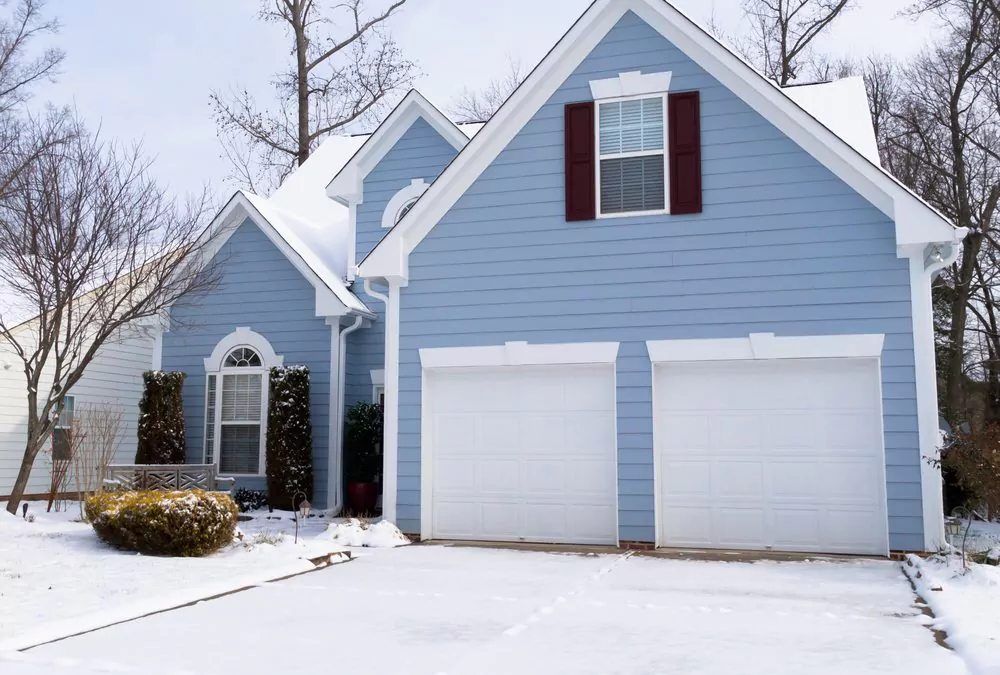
419,341,621,369
361,0,958,282
646,333,885,363
326,90,469,203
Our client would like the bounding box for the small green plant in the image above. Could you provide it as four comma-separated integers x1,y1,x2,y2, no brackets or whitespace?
344,402,383,483
85,490,237,556
266,366,313,509
135,371,187,464
232,487,269,513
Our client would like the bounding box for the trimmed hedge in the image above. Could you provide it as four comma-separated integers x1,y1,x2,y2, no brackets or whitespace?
232,487,269,513
344,402,383,483
135,371,186,464
266,365,313,510
85,490,238,556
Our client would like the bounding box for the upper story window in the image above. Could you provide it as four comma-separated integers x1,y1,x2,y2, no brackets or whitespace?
382,179,429,229
225,347,262,368
597,95,667,216
396,199,417,225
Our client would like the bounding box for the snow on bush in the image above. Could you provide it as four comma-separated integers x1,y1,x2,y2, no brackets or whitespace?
266,365,313,510
135,371,186,464
85,490,238,557
326,518,409,548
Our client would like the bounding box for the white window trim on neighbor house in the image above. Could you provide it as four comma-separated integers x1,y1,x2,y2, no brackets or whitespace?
203,328,284,477
595,92,670,219
52,395,75,461
382,179,429,229
371,368,385,404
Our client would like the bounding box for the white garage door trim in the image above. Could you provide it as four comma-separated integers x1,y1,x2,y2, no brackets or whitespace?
646,333,890,556
419,341,620,543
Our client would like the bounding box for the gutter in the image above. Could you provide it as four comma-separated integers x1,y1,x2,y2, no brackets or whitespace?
330,314,364,515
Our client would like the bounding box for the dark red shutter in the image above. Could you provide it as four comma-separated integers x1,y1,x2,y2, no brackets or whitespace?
564,102,596,221
668,91,702,214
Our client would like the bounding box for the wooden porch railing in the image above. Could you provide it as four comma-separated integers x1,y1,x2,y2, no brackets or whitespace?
104,464,236,492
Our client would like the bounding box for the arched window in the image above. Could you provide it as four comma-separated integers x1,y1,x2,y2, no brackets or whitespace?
395,199,417,224
203,329,283,476
381,179,429,228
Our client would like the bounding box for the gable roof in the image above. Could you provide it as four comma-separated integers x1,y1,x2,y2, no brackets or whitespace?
200,191,373,318
359,0,963,282
326,90,479,205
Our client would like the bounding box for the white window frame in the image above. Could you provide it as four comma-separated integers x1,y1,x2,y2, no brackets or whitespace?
204,328,283,477
594,93,670,219
52,395,75,461
381,179,429,229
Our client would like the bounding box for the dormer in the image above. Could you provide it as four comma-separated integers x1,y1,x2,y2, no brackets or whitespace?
325,90,480,280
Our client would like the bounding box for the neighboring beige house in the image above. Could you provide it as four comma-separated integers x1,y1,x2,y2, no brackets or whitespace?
0,323,154,500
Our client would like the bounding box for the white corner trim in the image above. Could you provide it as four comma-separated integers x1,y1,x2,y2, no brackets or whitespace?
419,341,621,369
381,283,401,524
151,329,164,371
370,368,385,386
590,70,672,99
203,327,285,371
646,333,885,363
381,179,428,229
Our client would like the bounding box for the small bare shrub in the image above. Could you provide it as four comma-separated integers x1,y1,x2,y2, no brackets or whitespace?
71,402,124,520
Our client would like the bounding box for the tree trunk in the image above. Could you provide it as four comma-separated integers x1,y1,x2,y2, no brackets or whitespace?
294,3,310,168
5,434,45,515
945,234,982,423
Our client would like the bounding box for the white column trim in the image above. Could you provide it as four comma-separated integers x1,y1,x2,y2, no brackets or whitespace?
419,341,621,369
381,282,402,524
646,332,885,363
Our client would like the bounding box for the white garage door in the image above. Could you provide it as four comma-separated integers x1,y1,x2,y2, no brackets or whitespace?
655,359,888,555
426,364,618,545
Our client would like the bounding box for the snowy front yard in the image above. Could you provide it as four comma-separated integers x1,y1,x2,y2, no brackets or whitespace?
0,501,373,651
2,545,970,675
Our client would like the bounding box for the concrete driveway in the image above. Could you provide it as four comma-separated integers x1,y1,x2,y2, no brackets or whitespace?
5,546,966,675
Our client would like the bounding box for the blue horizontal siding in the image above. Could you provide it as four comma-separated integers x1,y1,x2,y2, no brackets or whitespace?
389,11,922,550
162,218,334,507
346,116,462,412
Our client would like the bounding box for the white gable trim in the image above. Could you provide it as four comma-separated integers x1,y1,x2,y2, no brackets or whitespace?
645,333,885,364
326,90,468,204
382,179,429,229
194,192,366,320
590,70,672,99
359,0,962,282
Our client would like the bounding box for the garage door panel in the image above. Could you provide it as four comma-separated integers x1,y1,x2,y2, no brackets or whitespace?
655,359,888,555
428,364,618,545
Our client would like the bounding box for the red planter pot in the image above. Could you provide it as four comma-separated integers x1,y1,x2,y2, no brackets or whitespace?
346,482,379,515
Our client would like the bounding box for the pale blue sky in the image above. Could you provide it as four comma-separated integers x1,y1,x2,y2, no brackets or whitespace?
36,0,932,203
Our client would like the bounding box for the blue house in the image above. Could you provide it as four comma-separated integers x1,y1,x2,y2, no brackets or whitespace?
160,0,964,556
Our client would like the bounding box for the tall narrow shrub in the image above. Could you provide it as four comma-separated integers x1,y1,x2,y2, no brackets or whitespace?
266,365,313,510
135,371,186,464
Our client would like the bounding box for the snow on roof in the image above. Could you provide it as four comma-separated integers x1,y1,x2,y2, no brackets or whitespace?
239,190,372,316
783,77,881,165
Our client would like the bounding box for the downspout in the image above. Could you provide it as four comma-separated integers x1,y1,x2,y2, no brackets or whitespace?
332,314,364,515
363,279,389,306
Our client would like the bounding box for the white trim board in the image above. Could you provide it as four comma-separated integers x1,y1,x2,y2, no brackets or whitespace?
590,70,672,99
645,333,885,363
419,341,621,369
358,0,963,282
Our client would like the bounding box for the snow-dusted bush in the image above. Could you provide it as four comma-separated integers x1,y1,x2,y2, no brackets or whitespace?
344,402,383,483
135,371,186,464
232,487,269,513
266,365,313,510
85,490,237,556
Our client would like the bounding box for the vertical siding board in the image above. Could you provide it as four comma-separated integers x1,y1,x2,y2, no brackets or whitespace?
393,12,922,549
162,219,335,507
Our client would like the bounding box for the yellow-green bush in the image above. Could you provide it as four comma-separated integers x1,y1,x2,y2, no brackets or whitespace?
85,490,238,557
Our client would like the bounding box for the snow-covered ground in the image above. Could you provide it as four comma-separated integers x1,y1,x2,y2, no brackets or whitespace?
0,501,350,651
907,547,1000,675
3,546,966,675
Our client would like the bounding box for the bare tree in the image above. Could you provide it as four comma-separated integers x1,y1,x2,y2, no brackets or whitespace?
211,0,415,194
0,119,221,515
881,0,1000,424
740,0,856,85
450,58,526,124
71,401,124,520
0,0,62,115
